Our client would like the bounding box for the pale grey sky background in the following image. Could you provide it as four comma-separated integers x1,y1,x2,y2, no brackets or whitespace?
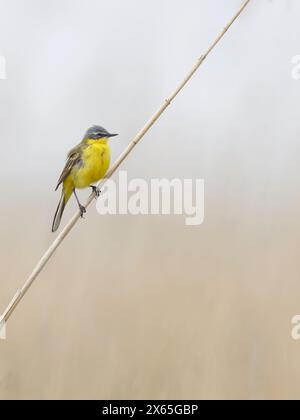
1,0,300,400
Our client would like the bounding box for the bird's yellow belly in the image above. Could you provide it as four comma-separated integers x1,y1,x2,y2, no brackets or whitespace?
72,143,110,189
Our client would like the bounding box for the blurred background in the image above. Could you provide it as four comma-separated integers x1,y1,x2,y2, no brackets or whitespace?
0,0,300,400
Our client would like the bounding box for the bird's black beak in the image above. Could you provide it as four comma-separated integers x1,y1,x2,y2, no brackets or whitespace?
108,133,118,138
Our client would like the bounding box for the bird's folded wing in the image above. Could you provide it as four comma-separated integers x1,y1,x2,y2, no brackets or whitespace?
55,145,83,190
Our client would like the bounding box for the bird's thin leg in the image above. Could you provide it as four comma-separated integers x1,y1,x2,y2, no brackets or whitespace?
73,189,86,217
90,185,101,197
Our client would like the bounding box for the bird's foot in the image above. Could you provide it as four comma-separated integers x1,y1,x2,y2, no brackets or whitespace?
79,205,86,218
91,185,101,197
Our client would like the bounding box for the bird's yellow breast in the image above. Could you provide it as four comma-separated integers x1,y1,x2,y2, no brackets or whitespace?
71,140,110,189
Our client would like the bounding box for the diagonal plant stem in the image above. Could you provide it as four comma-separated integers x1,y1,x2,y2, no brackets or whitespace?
0,0,252,327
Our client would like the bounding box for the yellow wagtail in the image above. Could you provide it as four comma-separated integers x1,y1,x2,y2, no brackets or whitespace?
52,125,118,232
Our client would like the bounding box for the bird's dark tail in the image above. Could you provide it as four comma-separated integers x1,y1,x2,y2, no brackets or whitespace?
52,191,66,232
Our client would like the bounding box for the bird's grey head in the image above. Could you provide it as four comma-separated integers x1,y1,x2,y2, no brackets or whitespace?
83,125,118,140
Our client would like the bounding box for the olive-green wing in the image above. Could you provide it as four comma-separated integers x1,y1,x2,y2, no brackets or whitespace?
55,144,83,191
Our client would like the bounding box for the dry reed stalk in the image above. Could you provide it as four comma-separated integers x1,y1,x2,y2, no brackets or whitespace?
0,0,252,332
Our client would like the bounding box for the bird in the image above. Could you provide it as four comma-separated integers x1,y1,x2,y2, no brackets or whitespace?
52,125,118,232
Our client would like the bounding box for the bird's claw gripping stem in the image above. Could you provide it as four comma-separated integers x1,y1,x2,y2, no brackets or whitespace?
79,205,86,218
91,186,101,197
